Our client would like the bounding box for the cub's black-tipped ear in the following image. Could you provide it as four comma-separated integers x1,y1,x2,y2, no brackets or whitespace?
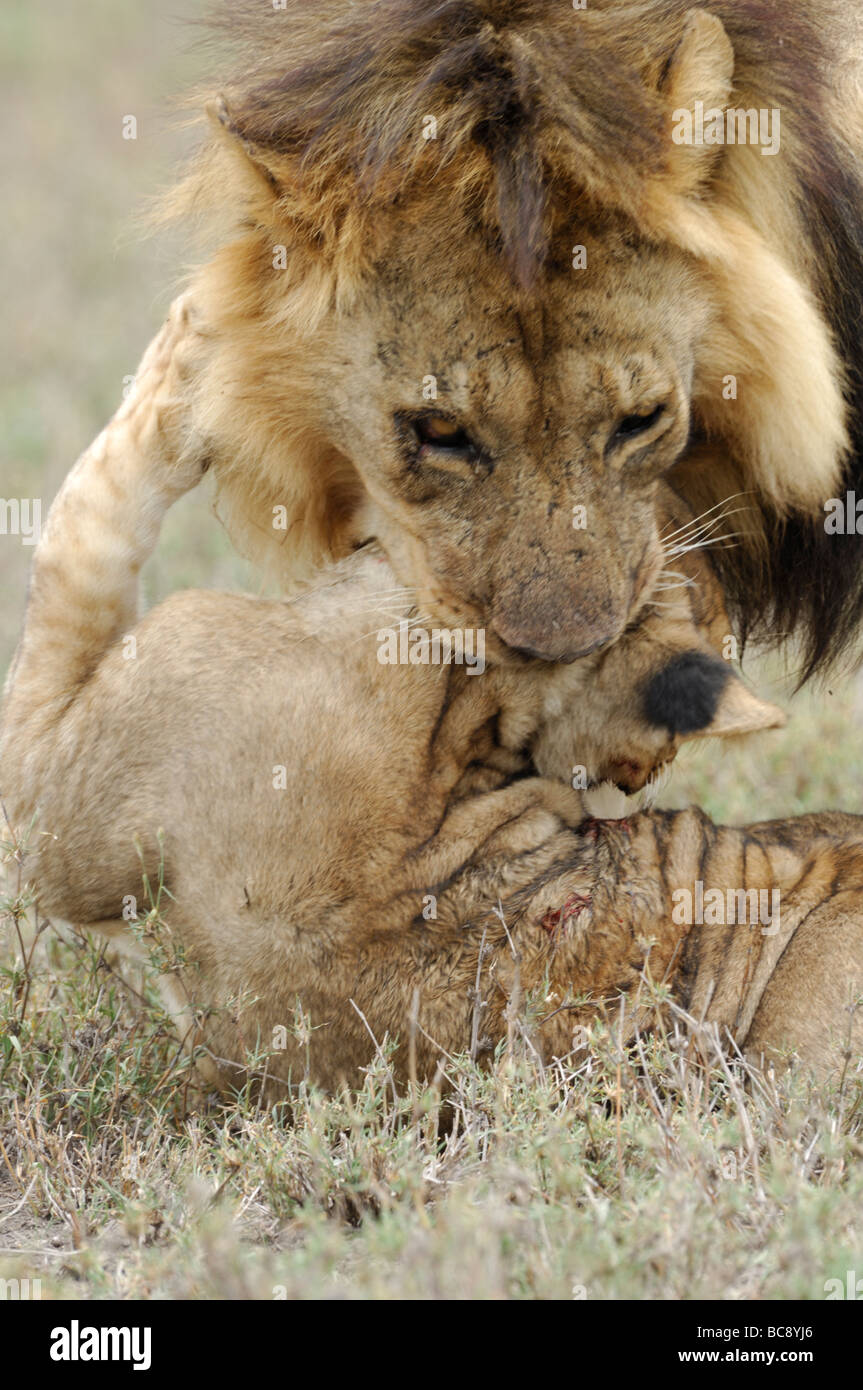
643,650,730,736
705,675,786,740
643,649,786,742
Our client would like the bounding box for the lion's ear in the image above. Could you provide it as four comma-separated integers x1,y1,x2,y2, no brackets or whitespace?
660,10,735,196
206,97,283,201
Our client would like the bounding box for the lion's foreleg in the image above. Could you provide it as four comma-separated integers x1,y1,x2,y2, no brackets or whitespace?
401,778,586,891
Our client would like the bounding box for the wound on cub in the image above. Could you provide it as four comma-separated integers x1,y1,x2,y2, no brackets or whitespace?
538,892,592,937
642,650,730,736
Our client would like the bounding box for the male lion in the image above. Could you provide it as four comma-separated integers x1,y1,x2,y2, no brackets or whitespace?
130,0,863,677
2,302,861,1096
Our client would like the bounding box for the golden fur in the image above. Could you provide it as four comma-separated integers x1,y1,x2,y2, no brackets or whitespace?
2,300,859,1097
143,0,863,677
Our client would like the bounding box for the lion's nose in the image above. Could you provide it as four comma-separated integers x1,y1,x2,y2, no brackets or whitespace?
490,550,630,663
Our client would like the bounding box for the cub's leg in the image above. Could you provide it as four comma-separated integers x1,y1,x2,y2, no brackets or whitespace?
0,294,210,929
1,293,208,767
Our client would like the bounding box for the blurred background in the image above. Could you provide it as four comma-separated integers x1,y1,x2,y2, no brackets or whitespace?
1,0,860,824
0,0,252,667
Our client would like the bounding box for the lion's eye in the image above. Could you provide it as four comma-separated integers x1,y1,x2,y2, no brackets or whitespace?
611,404,666,446
414,416,475,453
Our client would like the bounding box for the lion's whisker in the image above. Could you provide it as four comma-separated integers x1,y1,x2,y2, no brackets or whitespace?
660,507,751,552
659,494,753,543
660,511,750,557
664,531,745,559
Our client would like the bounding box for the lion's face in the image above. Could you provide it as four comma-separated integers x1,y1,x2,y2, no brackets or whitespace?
317,213,712,664
191,0,858,678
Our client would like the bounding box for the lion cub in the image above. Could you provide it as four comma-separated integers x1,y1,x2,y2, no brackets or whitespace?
2,308,858,1091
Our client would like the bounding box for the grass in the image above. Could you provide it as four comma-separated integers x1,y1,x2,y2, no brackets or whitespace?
2,826,862,1302
1,1,862,1301
3,694,862,1300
